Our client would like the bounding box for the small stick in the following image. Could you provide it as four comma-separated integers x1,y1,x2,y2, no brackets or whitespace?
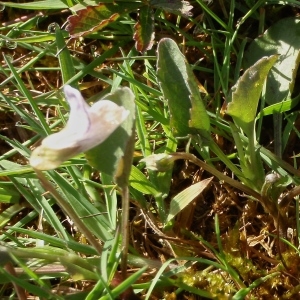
4,262,27,300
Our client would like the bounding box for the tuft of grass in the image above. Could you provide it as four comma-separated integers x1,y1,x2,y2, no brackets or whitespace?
0,0,300,299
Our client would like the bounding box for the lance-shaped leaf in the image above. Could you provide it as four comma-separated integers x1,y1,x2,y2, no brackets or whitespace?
133,5,155,53
85,87,135,178
187,64,211,144
243,17,300,157
0,0,68,10
157,38,210,140
166,177,213,223
30,85,130,171
150,0,193,17
70,1,115,12
227,55,278,138
244,17,300,105
66,3,142,38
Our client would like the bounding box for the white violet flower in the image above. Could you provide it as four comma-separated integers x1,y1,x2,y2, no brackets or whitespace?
30,85,130,170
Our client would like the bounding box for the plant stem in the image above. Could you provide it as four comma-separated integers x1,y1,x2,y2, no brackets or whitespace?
171,152,261,200
247,128,264,190
173,152,288,240
4,262,26,300
120,185,130,278
273,113,282,158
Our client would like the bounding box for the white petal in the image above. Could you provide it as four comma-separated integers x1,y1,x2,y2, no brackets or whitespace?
63,85,91,135
74,100,130,153
30,143,80,170
30,86,130,170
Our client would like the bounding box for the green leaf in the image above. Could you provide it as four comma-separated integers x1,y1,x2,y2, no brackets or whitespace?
232,272,281,300
0,203,23,228
129,166,160,196
71,1,115,12
58,254,98,280
157,38,210,139
166,177,213,223
150,0,193,17
85,87,135,177
256,95,300,119
2,56,51,136
0,187,20,204
227,55,278,137
100,266,147,300
114,124,135,189
66,3,142,38
11,33,68,43
243,17,300,157
48,170,113,242
9,228,97,255
133,5,155,53
0,0,68,9
187,65,211,143
244,17,300,105
157,38,190,136
55,27,76,86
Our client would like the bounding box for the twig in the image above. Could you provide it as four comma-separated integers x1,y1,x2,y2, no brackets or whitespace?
172,152,262,200
4,262,27,300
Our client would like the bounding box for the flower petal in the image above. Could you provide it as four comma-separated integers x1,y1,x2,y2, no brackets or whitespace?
73,99,130,153
63,85,91,136
30,85,130,170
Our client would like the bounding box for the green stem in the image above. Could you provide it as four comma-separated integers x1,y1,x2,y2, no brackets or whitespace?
273,113,282,158
229,122,247,168
247,126,264,190
208,140,254,189
171,152,261,200
172,152,288,239
120,185,130,278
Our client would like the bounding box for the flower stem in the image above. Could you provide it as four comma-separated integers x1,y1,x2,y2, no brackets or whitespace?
120,185,130,278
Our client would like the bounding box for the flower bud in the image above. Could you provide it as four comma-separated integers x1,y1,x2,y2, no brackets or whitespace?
141,153,175,172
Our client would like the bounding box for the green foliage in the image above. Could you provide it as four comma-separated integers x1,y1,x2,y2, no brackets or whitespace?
1,1,300,299
66,0,192,52
66,2,142,38
244,17,300,156
157,38,211,140
0,186,20,204
227,55,278,189
244,18,300,106
166,177,213,223
150,0,192,17
228,56,278,138
133,5,154,53
85,87,135,178
0,0,69,9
